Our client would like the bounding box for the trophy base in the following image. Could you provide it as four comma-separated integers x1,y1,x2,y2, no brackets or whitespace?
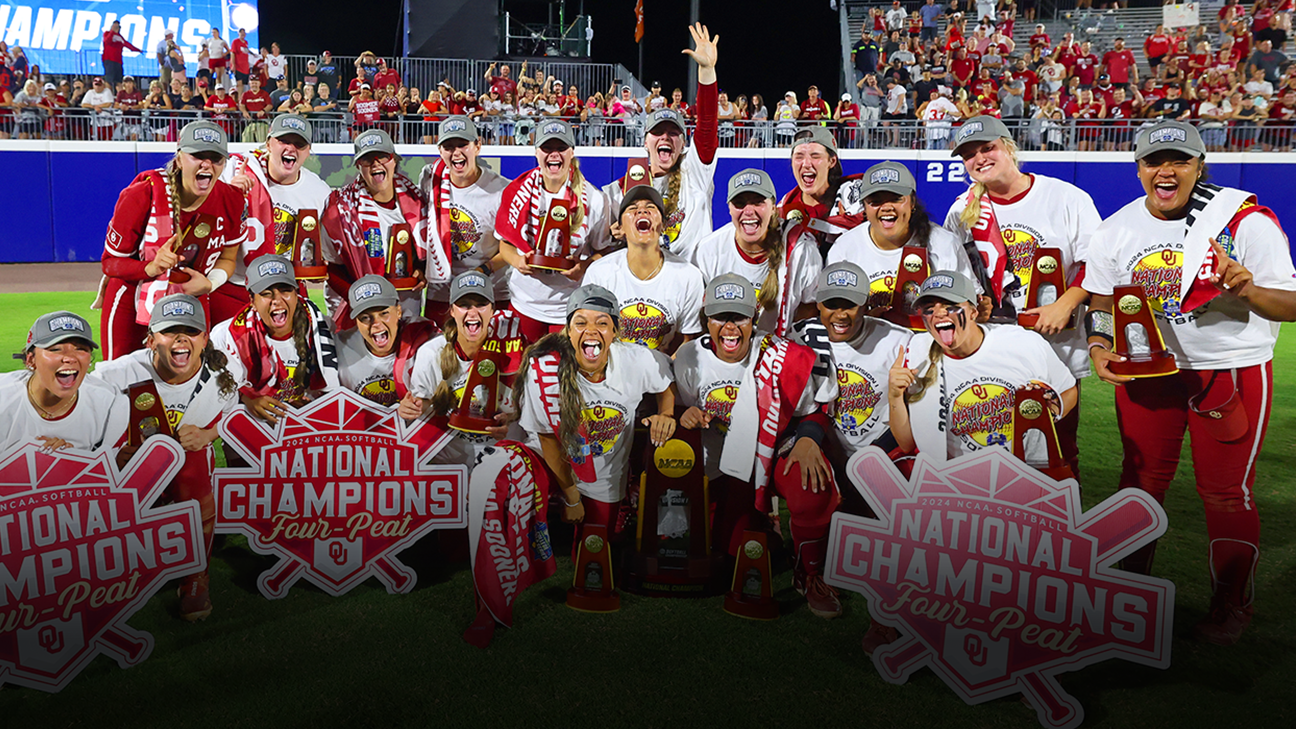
448,413,496,434
1109,352,1179,379
530,255,577,272
881,308,925,332
294,265,328,282
168,269,192,284
386,276,420,291
565,587,621,613
622,553,728,598
723,593,780,621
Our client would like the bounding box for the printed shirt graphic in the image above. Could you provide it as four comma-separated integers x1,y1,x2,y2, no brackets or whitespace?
672,339,751,479
1086,196,1296,370
336,328,400,406
581,249,705,350
827,224,978,311
817,319,913,457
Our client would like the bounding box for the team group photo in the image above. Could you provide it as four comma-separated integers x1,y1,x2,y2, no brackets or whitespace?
2,0,1295,727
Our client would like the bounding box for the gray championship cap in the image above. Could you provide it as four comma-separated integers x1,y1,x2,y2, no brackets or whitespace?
916,270,979,307
816,262,870,307
449,270,495,305
245,254,297,293
618,184,666,219
791,124,838,157
646,108,686,134
149,294,208,332
268,113,312,144
951,115,1013,156
535,119,577,148
861,161,916,198
1135,121,1206,161
178,120,229,158
704,273,758,318
567,284,620,322
353,128,396,164
439,115,479,144
25,311,98,352
348,275,400,315
727,168,777,203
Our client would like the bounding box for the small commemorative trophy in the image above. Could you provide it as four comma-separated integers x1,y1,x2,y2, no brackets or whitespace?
624,428,726,597
385,223,419,290
529,199,576,271
882,246,929,331
1010,387,1073,483
167,213,216,285
723,530,778,620
447,348,506,433
566,525,621,613
128,380,173,448
1018,248,1070,329
621,157,651,194
292,208,326,281
1108,283,1178,378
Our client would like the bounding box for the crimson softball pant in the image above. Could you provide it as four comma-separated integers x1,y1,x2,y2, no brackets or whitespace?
1056,381,1082,482
711,455,841,577
1115,363,1271,606
100,277,148,360
513,309,565,344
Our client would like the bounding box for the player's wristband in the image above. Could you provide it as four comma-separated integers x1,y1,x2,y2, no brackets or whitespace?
794,418,827,448
1083,309,1114,345
208,268,229,291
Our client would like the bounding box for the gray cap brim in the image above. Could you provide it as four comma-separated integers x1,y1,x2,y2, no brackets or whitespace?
950,116,1013,156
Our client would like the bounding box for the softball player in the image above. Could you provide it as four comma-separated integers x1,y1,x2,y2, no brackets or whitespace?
336,275,436,408
778,125,867,256
1084,121,1296,645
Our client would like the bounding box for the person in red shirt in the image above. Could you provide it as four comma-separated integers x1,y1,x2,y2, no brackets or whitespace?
970,67,997,100
485,62,517,98
374,59,401,94
349,83,380,135
1068,88,1105,151
205,84,239,136
1229,26,1252,64
378,84,402,138
1190,40,1213,76
1145,24,1173,73
1072,41,1099,88
348,67,368,98
114,76,146,141
800,85,831,121
1168,39,1192,69
1029,24,1051,52
1263,87,1296,151
1092,74,1116,107
834,93,861,148
1012,58,1038,101
230,27,252,94
1054,33,1079,71
1101,38,1138,89
560,88,581,119
239,77,273,140
1104,86,1141,151
101,20,141,89
951,47,977,91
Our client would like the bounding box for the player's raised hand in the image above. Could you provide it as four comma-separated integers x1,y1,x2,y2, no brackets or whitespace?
683,23,719,70
146,235,181,277
1208,236,1252,297
888,347,916,401
229,169,254,194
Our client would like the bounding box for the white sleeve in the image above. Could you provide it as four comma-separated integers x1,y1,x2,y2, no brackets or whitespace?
1067,188,1102,268
636,346,675,395
671,344,702,406
583,187,613,254
1032,334,1077,396
517,367,552,435
406,339,444,399
943,196,972,243
677,268,706,335
1082,218,1122,296
1237,212,1296,291
209,322,249,389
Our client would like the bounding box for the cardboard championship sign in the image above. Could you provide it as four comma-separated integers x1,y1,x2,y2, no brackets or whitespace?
0,439,205,693
215,390,466,599
826,447,1174,729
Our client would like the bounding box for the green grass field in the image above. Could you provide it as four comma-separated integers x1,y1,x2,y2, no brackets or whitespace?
2,290,1294,728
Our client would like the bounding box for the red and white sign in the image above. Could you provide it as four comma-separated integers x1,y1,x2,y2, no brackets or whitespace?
826,448,1174,729
215,390,465,599
0,439,204,693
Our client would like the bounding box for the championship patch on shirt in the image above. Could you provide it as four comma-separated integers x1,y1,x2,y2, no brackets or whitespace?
948,379,1016,448
581,401,628,456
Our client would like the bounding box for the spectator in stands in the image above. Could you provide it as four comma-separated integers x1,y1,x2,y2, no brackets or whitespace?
999,69,1026,119
311,52,336,100
176,82,204,121
645,81,667,112
156,30,176,88
883,77,909,147
356,51,380,82
1029,23,1050,53
205,83,238,135
301,60,320,91
517,64,548,98
311,83,339,142
142,80,171,141
270,77,292,109
12,79,43,139
801,85,831,124
1036,51,1065,95
1198,88,1230,152
974,0,995,24
486,63,517,97
670,87,692,118
1219,0,1246,37
101,21,141,90
920,0,944,44
1248,38,1288,84
853,27,882,85
919,87,961,149
350,83,380,136
348,67,368,99
240,77,273,141
886,1,908,33
856,72,886,133
38,82,66,139
208,28,231,91
374,59,400,93
835,93,861,149
1230,92,1264,150
1263,86,1295,151
81,77,116,141
230,28,251,94
263,43,285,84
1100,37,1138,91
1148,82,1192,122
1144,25,1172,76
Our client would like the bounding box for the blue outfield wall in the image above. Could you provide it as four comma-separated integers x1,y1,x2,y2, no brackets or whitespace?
1,141,1294,265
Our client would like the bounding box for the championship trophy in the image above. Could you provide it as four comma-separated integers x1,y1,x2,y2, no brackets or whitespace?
881,246,929,331
723,529,778,620
1108,283,1178,378
566,525,621,612
385,222,419,290
1010,387,1073,483
624,428,727,597
292,208,327,281
447,348,506,433
621,157,651,194
167,213,217,285
529,198,576,271
127,380,173,448
1018,248,1071,329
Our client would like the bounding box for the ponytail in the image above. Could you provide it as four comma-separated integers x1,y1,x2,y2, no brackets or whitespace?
430,318,464,416
511,330,589,459
906,341,944,404
569,160,586,235
757,208,787,314
290,303,313,391
202,341,238,398
165,154,185,248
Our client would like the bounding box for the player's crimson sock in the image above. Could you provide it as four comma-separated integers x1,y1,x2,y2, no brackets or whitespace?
1056,382,1081,483
171,450,216,556
463,608,497,649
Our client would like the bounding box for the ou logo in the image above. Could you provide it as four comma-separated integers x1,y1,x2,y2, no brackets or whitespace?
1161,249,1177,266
329,541,348,566
38,625,64,654
971,384,990,400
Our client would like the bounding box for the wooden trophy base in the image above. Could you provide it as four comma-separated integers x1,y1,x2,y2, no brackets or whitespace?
722,530,779,621
1108,352,1179,379
623,553,728,598
168,269,192,285
530,255,576,272
294,265,327,282
447,413,494,435
566,587,621,613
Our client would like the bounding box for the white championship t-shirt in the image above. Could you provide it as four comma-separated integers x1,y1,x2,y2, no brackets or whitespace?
1085,196,1296,370
826,224,980,312
320,200,424,321
0,371,128,455
91,349,238,432
406,335,523,467
581,249,705,351
507,182,613,324
336,328,403,407
944,174,1102,377
423,166,512,304
602,148,718,261
905,326,1076,459
220,159,332,287
518,341,673,502
691,223,823,335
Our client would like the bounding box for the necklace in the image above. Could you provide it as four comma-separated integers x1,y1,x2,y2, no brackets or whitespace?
27,378,77,421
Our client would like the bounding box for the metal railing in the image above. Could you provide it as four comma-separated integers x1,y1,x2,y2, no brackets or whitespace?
7,109,1291,153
